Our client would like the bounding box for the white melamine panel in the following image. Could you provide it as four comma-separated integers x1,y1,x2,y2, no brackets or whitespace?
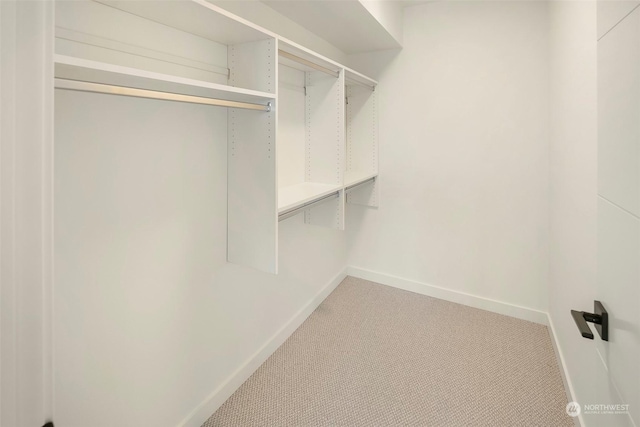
56,0,229,84
204,1,349,65
229,38,276,94
228,107,278,273
263,0,401,53
346,179,379,208
95,0,271,45
304,70,345,228
56,0,277,95
279,182,342,213
55,55,274,105
277,61,345,227
344,171,378,187
278,65,306,189
346,83,378,208
598,0,640,39
345,68,378,89
598,8,640,217
346,85,377,178
278,39,342,75
304,190,345,229
597,198,640,426
306,70,344,186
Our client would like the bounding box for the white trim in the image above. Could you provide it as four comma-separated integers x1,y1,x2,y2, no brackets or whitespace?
0,2,19,423
43,0,55,420
179,267,348,427
546,314,583,427
347,266,549,325
1,1,54,424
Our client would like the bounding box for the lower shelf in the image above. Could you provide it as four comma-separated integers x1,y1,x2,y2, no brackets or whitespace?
278,182,342,214
345,170,378,187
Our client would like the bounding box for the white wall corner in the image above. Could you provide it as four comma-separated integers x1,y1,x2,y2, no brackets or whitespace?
347,266,549,325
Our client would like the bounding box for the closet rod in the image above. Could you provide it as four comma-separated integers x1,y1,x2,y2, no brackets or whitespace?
54,79,272,112
278,192,340,222
345,177,376,192
278,50,340,78
346,78,376,91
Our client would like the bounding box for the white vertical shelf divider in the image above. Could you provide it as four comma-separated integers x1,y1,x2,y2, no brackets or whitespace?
229,38,277,95
228,38,278,274
276,43,345,230
345,72,379,208
304,69,346,229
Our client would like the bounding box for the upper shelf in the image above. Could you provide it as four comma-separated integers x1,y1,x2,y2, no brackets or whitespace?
279,38,377,89
55,55,275,108
345,68,377,89
94,0,273,45
278,40,342,76
263,0,401,54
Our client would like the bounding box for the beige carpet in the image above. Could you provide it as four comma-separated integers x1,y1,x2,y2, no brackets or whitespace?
203,277,573,427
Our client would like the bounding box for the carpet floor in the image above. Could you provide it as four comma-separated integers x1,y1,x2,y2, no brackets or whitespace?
203,277,573,427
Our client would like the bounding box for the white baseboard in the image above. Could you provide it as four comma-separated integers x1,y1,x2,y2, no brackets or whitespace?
179,268,348,427
347,266,548,325
546,314,583,427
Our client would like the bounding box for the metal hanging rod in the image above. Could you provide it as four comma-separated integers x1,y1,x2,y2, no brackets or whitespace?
54,79,272,112
278,192,340,222
345,177,376,192
278,50,340,78
346,78,376,91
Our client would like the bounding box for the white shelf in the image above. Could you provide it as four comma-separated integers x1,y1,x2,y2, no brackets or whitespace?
345,68,378,89
55,55,275,106
278,182,342,213
265,3,401,53
278,39,342,75
95,0,273,45
345,171,378,188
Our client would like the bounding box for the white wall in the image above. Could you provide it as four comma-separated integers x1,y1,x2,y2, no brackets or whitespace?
548,1,598,424
348,1,550,313
53,59,346,427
